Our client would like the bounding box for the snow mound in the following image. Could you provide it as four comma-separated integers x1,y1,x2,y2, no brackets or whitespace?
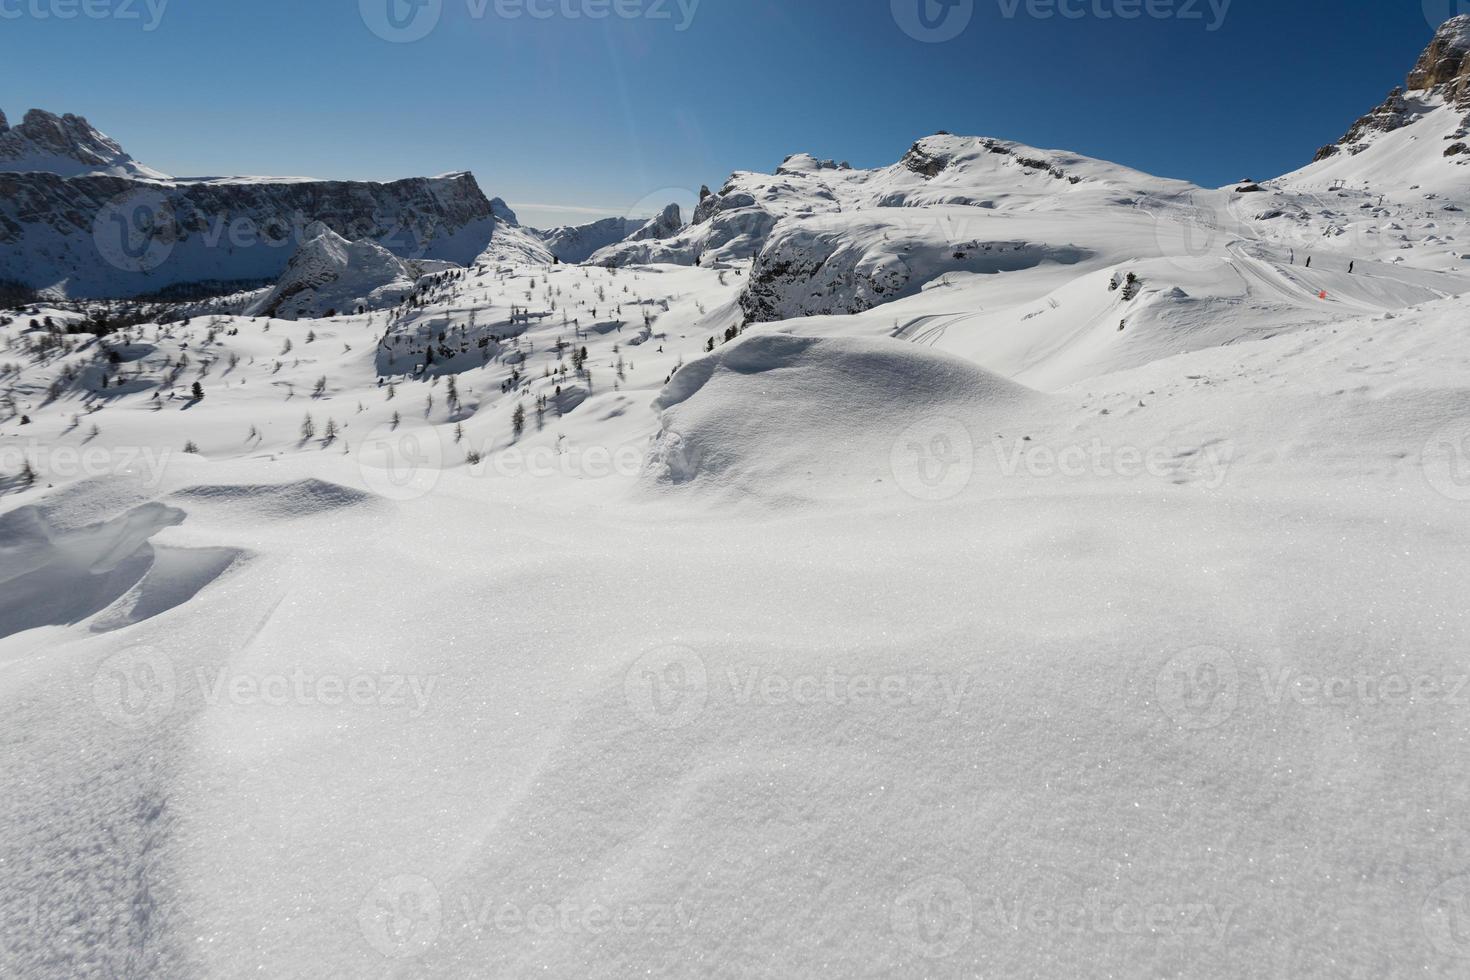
644,333,1037,501
251,223,417,319
171,479,378,519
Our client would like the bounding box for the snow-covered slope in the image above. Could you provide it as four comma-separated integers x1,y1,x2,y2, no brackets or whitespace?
537,216,640,264
0,108,167,179
5,16,1470,980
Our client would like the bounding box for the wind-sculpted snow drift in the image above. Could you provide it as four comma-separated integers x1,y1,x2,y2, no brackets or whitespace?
644,333,1037,499
0,499,243,638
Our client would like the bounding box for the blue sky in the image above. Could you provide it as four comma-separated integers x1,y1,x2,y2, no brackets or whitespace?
2,0,1459,228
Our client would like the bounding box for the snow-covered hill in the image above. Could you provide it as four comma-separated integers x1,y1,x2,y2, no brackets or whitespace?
247,223,446,320
538,216,641,264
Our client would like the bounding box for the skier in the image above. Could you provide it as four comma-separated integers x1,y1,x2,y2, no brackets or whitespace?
1349,261,1355,274
1305,256,1312,269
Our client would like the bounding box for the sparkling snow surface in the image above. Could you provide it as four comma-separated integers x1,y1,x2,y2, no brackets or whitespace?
3,106,1470,977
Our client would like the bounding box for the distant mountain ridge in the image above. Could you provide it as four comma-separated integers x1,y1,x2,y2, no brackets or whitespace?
0,107,677,300
0,108,167,179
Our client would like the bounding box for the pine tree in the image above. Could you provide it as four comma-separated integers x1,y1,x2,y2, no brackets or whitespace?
301,414,315,441
512,403,526,439
192,381,204,401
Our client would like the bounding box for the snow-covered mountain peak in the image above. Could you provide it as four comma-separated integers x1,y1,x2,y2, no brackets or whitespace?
776,153,848,175
1312,17,1470,164
0,107,167,178
627,202,684,241
250,221,420,319
489,197,521,225
1292,17,1470,203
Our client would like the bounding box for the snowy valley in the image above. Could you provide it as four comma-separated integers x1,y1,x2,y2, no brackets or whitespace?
3,13,1470,980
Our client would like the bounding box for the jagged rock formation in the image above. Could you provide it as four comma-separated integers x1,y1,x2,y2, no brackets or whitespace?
1407,14,1470,99
1315,17,1470,160
0,108,167,178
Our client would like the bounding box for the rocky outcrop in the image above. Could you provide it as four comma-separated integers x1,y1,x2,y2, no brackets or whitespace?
0,108,166,178
1407,15,1470,100
738,212,1091,323
1315,18,1470,160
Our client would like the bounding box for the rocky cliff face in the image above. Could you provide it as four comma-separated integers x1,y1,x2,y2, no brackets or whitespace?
0,108,166,178
0,169,498,298
1315,17,1470,161
1407,15,1470,99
